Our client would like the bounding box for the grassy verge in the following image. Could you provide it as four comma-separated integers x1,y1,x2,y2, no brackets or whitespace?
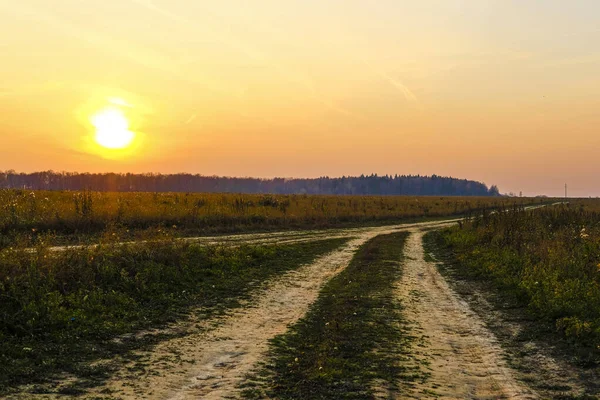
424,229,600,398
0,237,348,395
429,206,600,352
242,232,423,399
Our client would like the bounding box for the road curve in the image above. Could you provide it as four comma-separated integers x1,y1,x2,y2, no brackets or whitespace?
79,219,457,400
12,204,562,399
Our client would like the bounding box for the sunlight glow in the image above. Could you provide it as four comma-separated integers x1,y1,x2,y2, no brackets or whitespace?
91,107,135,149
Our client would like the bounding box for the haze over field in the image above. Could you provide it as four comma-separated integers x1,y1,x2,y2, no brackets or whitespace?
1,0,599,196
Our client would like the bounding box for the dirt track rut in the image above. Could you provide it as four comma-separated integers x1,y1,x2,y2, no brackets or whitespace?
395,230,537,399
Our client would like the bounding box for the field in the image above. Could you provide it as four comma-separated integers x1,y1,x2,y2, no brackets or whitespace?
3,192,600,399
0,189,543,249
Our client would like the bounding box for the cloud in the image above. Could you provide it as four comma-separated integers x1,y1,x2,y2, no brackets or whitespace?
362,60,422,109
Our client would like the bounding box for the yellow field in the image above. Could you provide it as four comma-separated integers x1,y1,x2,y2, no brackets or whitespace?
1,190,545,238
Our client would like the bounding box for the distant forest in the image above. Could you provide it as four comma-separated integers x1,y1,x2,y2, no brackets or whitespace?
0,171,500,196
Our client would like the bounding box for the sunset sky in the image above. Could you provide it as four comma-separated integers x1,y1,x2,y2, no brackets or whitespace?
1,0,599,196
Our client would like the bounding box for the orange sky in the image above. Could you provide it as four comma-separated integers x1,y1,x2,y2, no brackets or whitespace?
1,0,599,196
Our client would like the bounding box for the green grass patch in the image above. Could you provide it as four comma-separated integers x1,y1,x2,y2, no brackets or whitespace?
424,224,600,397
0,237,349,394
427,206,600,353
242,232,422,399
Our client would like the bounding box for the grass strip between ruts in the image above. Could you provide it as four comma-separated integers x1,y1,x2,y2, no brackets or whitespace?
242,231,424,399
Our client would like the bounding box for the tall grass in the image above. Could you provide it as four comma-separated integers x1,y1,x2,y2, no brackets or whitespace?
438,204,600,351
0,189,544,248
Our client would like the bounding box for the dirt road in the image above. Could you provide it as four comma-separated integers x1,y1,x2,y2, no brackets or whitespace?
39,218,462,253
78,220,456,399
17,208,564,399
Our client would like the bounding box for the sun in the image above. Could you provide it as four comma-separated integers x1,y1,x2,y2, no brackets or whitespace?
91,107,135,149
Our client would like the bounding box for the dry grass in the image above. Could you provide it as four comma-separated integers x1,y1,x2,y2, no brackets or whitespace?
0,189,545,248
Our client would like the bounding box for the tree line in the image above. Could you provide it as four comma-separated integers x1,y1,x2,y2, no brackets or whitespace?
0,171,500,196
